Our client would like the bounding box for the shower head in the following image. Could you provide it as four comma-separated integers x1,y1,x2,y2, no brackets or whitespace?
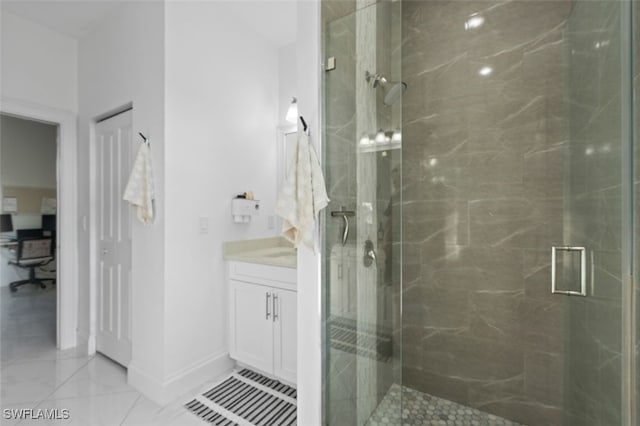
365,71,407,106
383,82,407,106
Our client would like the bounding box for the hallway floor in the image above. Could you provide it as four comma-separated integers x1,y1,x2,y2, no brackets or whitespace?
0,285,206,425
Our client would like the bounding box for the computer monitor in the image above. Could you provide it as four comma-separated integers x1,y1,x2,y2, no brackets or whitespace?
42,214,56,232
0,214,13,233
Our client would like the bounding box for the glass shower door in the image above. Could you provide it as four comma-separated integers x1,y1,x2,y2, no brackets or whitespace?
323,2,403,425
563,1,633,424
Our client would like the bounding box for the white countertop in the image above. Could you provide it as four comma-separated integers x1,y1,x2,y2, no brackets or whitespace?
223,237,296,269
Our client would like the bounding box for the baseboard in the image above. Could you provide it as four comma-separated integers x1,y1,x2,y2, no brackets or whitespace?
129,351,234,405
76,328,94,355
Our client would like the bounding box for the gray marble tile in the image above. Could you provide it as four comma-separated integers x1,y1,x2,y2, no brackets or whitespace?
523,351,564,407
402,366,469,405
323,0,356,25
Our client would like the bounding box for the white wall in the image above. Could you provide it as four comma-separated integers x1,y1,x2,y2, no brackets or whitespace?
278,42,297,125
164,0,280,384
1,115,57,188
77,1,166,392
0,11,78,113
76,0,294,404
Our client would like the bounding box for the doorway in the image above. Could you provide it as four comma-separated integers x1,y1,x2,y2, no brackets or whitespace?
0,98,79,351
0,114,58,351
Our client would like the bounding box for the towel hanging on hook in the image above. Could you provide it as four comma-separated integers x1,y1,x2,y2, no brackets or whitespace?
276,116,329,251
124,134,155,224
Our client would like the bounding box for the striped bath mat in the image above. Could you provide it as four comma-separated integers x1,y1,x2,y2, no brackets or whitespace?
185,369,297,425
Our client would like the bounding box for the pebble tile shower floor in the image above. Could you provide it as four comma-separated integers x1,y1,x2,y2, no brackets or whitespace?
367,384,522,426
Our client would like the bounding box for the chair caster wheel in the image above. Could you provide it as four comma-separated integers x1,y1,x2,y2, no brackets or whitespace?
10,287,17,293
40,284,46,289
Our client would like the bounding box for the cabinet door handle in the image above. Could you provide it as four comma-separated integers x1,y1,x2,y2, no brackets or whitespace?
273,293,279,322
266,292,271,320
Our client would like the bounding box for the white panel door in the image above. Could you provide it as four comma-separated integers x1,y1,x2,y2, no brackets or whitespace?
96,110,133,367
229,280,274,374
273,288,297,384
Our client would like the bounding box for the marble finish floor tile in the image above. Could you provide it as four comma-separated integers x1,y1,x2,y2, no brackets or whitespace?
1,357,91,405
0,287,207,425
48,355,133,400
19,393,140,426
367,384,522,426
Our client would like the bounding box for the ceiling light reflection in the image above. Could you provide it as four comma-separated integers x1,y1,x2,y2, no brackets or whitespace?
465,14,485,30
479,66,493,77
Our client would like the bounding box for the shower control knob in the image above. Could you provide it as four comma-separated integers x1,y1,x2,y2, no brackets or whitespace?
363,240,377,267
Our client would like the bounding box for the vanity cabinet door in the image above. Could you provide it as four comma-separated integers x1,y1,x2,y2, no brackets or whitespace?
273,289,297,384
229,280,274,374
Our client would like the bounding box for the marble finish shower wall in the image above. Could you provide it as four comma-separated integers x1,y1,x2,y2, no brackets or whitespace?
401,1,572,424
324,9,357,234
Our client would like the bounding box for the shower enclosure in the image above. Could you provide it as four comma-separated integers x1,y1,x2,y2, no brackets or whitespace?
322,1,636,425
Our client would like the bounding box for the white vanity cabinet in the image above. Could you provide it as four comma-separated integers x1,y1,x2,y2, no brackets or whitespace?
228,261,297,384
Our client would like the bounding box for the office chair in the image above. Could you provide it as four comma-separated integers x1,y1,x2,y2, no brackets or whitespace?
0,214,13,234
8,237,54,292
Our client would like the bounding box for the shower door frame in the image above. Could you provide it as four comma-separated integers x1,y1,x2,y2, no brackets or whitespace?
622,1,636,425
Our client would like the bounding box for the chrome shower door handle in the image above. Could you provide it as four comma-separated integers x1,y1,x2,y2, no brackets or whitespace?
551,246,587,296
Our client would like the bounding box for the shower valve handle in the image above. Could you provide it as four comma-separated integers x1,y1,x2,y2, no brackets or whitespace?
363,240,377,267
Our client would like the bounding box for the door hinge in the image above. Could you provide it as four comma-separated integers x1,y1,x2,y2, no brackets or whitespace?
326,57,336,71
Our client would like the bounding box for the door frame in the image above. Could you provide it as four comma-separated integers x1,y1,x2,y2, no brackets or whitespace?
0,96,79,350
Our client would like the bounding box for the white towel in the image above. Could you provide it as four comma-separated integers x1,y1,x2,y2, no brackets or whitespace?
123,142,155,225
275,126,329,250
